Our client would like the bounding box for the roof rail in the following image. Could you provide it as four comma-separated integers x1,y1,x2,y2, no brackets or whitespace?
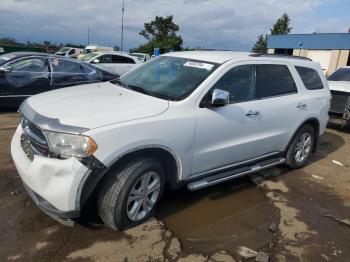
249,53,312,61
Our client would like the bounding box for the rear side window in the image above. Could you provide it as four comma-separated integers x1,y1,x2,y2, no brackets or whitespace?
256,64,297,98
295,66,324,90
52,59,92,73
111,55,135,64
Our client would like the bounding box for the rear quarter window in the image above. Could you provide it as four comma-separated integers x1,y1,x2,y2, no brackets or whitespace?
295,66,324,90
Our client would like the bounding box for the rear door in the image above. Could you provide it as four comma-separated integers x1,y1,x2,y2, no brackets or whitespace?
255,61,307,153
110,55,137,75
50,58,98,88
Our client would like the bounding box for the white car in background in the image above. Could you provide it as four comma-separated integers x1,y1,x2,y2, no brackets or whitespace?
77,45,113,59
55,47,83,59
131,52,150,62
79,51,142,76
327,67,350,126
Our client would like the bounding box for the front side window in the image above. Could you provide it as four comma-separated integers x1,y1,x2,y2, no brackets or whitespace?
211,64,255,103
116,56,218,101
296,66,324,90
98,55,112,63
256,64,296,98
68,49,75,55
328,68,350,81
9,57,48,72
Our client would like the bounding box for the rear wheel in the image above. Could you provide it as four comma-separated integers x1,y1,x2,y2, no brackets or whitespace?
97,158,165,230
286,124,315,169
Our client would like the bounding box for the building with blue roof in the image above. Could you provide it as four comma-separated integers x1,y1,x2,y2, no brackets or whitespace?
267,33,350,75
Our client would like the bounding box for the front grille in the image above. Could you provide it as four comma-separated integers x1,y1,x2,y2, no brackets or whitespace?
21,117,49,159
330,91,350,114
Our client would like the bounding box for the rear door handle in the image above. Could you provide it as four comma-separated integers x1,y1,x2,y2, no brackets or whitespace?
246,110,260,116
296,102,307,109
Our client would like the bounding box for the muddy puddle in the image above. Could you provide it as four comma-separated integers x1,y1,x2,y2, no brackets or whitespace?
157,176,277,255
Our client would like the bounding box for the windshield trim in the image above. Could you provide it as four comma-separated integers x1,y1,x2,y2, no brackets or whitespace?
113,56,220,101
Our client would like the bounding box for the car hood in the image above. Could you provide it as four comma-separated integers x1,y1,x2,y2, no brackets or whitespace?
328,81,350,93
25,82,169,130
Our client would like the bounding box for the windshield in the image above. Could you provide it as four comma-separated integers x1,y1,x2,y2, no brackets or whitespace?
78,52,99,61
113,56,218,101
328,68,350,81
82,48,94,54
58,47,70,52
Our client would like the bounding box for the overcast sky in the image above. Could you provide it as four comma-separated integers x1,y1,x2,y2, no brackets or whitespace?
0,0,349,51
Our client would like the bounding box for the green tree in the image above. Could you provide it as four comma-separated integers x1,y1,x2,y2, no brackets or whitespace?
270,13,292,35
252,13,292,53
0,37,18,45
133,15,183,54
252,34,267,53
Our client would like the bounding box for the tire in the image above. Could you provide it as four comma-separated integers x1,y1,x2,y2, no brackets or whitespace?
286,124,315,169
97,158,165,230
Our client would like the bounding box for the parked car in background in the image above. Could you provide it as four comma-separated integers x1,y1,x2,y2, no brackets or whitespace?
11,52,330,230
78,45,113,59
0,47,4,54
55,47,83,59
327,67,350,126
79,51,141,75
0,52,118,108
131,52,150,62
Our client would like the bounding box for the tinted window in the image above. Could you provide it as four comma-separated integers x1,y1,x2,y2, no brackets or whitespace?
68,49,75,55
295,66,324,90
256,64,296,98
52,58,91,73
9,57,48,72
111,55,135,64
211,65,255,103
98,55,112,63
328,68,350,81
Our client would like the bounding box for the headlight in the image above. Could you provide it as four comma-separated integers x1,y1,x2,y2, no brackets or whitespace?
44,131,97,159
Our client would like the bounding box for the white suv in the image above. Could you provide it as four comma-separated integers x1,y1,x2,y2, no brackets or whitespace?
11,51,330,230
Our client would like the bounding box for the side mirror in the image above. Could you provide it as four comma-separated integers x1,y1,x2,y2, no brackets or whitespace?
92,59,100,64
0,66,12,73
211,89,229,107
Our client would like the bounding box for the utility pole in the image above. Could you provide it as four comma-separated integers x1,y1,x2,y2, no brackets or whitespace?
120,0,125,52
88,27,90,45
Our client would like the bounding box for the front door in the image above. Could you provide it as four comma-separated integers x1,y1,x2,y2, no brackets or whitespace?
3,56,50,106
192,63,267,175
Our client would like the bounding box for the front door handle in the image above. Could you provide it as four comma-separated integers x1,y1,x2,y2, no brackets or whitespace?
246,110,260,116
296,102,307,109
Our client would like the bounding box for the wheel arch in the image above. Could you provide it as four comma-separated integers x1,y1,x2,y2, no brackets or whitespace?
79,145,182,208
285,117,320,155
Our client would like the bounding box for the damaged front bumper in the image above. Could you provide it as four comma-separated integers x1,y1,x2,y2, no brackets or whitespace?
11,125,90,225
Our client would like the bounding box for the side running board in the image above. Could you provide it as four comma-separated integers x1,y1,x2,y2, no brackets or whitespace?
187,157,285,191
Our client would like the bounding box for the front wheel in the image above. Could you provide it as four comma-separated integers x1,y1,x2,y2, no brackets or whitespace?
97,158,165,230
286,124,315,169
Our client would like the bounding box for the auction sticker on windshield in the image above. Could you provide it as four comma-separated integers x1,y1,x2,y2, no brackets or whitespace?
183,61,214,71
